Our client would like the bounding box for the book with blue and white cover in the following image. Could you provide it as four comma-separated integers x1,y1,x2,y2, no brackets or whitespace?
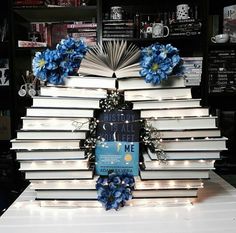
95,110,140,176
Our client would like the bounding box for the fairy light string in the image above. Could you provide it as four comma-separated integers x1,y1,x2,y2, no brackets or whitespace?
70,91,169,164
70,91,213,164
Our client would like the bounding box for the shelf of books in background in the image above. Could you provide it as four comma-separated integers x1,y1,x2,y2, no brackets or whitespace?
208,49,236,94
102,6,134,40
14,0,82,8
102,3,201,40
18,21,97,48
14,0,51,8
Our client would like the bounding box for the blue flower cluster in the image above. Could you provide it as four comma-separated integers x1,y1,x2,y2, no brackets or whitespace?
140,43,183,84
32,37,87,85
96,173,135,210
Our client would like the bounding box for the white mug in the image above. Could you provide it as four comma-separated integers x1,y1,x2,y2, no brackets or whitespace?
176,4,190,20
211,34,229,43
110,6,123,20
152,23,169,38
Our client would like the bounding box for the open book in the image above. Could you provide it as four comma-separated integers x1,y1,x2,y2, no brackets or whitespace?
79,40,141,78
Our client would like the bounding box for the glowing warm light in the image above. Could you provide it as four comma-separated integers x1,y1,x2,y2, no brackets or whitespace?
169,180,175,186
14,203,23,208
169,161,175,166
184,161,189,166
31,162,36,167
186,184,191,189
191,137,194,140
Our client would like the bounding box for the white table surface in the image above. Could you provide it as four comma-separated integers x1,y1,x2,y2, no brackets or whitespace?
0,171,236,233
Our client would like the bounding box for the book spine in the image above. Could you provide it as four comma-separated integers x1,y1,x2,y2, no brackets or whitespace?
18,40,47,47
169,31,201,36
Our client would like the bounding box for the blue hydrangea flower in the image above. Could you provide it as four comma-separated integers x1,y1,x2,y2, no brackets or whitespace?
96,173,135,211
32,37,88,85
140,43,183,84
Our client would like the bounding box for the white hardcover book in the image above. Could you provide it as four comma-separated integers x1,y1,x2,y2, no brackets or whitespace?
159,138,227,151
16,150,85,160
40,198,195,207
147,151,221,160
32,96,100,109
31,178,202,190
143,154,215,170
25,170,93,180
118,76,185,90
132,99,201,110
154,129,221,139
17,130,87,140
133,189,198,198
135,178,203,189
36,189,198,200
64,76,116,89
40,86,107,99
22,117,90,131
125,88,192,101
147,116,217,130
26,108,94,118
183,57,203,62
11,139,81,150
30,179,97,190
19,159,89,171
36,190,97,200
141,108,209,118
140,170,209,180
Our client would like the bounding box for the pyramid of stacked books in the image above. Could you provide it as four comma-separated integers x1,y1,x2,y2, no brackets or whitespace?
11,56,227,208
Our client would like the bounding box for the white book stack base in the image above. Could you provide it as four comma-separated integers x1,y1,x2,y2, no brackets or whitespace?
11,74,227,208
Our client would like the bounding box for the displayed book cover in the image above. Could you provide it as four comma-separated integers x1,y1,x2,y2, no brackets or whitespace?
95,110,140,176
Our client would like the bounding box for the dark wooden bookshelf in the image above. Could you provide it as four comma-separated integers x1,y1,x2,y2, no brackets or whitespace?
14,6,97,22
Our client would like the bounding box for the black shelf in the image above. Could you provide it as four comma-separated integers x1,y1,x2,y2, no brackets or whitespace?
16,47,49,52
13,6,97,22
102,35,202,42
0,42,9,54
209,42,236,49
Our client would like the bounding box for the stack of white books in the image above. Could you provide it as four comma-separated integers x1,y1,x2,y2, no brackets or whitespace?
12,76,115,200
182,57,203,86
11,73,227,207
117,74,227,204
